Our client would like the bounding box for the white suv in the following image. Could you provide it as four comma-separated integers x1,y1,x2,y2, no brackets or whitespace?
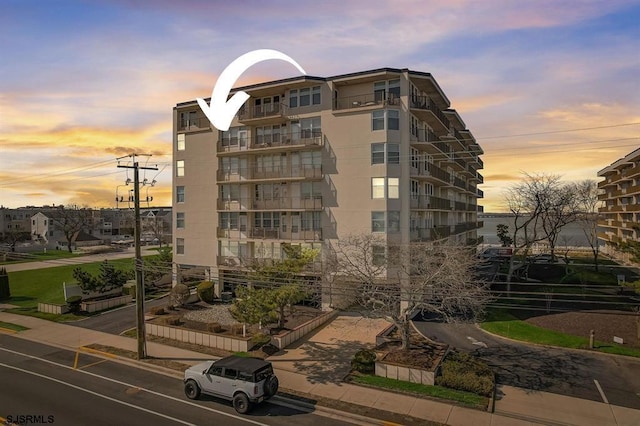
184,355,279,413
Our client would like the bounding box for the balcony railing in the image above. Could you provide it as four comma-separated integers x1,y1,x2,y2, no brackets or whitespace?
217,256,323,271
217,164,323,181
410,128,440,143
409,95,450,130
410,195,452,210
334,92,400,110
217,196,323,211
452,177,466,190
217,131,324,152
237,102,287,121
177,117,211,132
216,228,322,241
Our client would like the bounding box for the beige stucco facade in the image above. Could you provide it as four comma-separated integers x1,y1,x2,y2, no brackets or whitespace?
597,147,640,249
172,68,484,295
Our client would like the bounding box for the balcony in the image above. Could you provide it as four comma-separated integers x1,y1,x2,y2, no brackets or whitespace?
334,92,400,110
237,102,288,124
217,131,324,153
411,163,451,185
410,195,452,210
409,95,450,133
217,165,323,182
477,205,485,213
452,176,466,191
409,129,447,155
177,116,211,132
454,221,481,234
217,255,323,272
216,196,323,211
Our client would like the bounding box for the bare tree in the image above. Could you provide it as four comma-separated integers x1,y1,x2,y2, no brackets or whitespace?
505,173,578,283
1,227,30,252
531,176,578,258
329,234,490,350
572,180,602,271
50,206,94,253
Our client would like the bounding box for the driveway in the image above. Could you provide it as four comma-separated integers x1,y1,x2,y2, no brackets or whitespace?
267,312,389,385
412,316,640,410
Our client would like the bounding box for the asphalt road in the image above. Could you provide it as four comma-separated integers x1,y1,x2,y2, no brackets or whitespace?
0,335,355,426
412,316,640,410
68,294,169,335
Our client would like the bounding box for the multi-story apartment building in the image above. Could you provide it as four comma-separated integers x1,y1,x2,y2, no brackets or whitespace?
597,147,640,249
173,68,484,299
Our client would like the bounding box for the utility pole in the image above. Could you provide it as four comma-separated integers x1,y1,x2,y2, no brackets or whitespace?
117,154,158,360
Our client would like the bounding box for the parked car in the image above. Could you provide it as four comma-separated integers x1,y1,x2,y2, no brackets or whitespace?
527,254,566,264
183,355,279,413
478,247,513,261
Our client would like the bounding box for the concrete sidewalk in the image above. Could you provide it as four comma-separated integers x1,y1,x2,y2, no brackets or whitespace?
0,311,638,426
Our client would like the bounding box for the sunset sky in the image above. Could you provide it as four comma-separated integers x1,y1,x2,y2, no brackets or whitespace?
1,0,639,212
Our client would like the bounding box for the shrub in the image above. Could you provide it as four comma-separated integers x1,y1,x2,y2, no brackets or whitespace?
351,349,377,374
149,306,165,315
162,315,181,326
0,267,10,300
207,322,223,333
251,332,271,347
170,284,190,307
66,295,82,313
435,352,494,397
197,281,215,303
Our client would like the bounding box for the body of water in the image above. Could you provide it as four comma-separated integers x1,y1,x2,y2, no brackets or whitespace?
479,214,591,247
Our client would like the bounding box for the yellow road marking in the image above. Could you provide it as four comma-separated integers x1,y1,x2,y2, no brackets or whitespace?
382,422,403,426
74,346,116,369
77,359,108,370
0,326,18,334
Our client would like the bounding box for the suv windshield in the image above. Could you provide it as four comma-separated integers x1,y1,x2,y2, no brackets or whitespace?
255,365,273,383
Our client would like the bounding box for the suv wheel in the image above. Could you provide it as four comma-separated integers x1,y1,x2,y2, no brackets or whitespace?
264,375,279,398
184,379,201,400
233,393,251,414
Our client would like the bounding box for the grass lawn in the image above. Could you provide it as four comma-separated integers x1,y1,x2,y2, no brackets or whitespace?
1,250,80,265
6,257,135,306
0,321,29,331
481,309,640,358
349,373,487,409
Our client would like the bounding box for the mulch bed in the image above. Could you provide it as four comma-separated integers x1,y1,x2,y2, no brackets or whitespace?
524,310,639,347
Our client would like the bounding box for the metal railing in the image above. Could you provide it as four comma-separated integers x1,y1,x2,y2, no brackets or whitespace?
334,92,400,110
409,95,450,129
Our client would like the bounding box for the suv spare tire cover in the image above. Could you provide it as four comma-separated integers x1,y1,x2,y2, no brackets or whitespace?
264,375,279,397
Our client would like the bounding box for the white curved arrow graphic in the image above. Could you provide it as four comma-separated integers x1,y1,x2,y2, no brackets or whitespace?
197,49,306,131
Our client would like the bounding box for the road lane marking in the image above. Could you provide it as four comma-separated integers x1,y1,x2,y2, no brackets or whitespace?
0,346,268,426
594,379,609,404
0,362,196,425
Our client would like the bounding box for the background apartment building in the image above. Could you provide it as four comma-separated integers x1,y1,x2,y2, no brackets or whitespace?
598,147,640,250
173,68,484,296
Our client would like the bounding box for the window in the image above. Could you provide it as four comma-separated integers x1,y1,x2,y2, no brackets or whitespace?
301,182,322,199
388,178,399,199
411,148,419,170
220,184,240,201
176,160,184,177
209,366,223,376
387,144,399,164
176,212,185,229
388,110,399,130
371,143,399,165
221,126,248,147
301,211,321,230
372,212,385,233
177,134,185,151
255,212,280,229
374,79,400,102
388,211,400,232
372,110,399,131
372,245,386,266
176,238,184,255
176,186,185,203
299,87,310,106
372,111,385,130
180,111,196,128
290,86,321,108
223,368,238,379
371,143,385,164
372,178,385,199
